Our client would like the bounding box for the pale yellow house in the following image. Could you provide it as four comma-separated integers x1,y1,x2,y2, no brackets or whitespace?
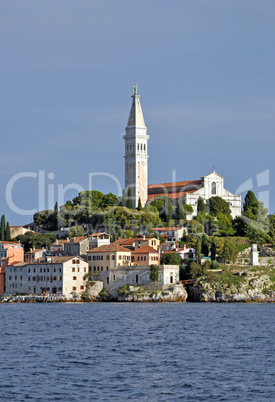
87,244,132,273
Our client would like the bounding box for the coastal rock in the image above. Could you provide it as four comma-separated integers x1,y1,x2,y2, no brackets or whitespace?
117,284,188,302
190,274,275,303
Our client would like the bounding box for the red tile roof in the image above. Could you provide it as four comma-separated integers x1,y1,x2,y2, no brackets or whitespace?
87,244,131,253
148,180,201,190
114,238,137,246
132,246,158,254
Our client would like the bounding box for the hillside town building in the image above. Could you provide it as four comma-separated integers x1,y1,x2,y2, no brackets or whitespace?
148,170,241,219
5,256,88,296
123,89,241,217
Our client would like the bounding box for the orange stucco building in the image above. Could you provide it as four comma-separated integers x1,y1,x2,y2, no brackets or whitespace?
0,241,24,294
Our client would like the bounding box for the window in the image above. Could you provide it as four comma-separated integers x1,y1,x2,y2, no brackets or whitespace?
20,276,22,280
93,256,96,261
211,182,216,195
112,255,115,260
40,268,42,273
88,256,91,261
84,268,86,272
54,268,56,272
73,276,77,280
83,276,86,281
107,277,109,284
101,267,103,271
78,268,80,272
113,275,116,281
101,256,103,261
106,255,110,260
106,267,109,271
72,287,77,291
72,267,75,272
15,276,17,280
136,274,138,283
80,285,84,290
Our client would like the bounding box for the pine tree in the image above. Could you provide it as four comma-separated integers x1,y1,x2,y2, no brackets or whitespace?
0,215,5,241
5,221,11,241
126,187,134,209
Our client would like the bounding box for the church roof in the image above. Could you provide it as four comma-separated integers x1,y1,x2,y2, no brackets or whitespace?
127,94,146,127
202,170,224,179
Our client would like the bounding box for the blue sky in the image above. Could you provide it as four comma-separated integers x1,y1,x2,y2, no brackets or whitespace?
0,0,274,225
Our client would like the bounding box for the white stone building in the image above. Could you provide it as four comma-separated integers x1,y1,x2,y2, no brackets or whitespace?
93,264,179,297
148,170,241,219
123,86,149,208
5,256,88,296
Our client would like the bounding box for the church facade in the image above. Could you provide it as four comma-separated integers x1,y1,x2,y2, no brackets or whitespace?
148,171,241,219
123,89,241,218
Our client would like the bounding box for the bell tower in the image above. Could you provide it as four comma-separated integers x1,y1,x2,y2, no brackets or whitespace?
123,86,149,208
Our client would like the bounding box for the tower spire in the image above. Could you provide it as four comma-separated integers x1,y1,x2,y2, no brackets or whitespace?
123,87,149,208
127,86,145,127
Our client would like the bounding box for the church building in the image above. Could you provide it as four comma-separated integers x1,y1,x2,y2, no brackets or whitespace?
148,170,242,219
123,88,241,218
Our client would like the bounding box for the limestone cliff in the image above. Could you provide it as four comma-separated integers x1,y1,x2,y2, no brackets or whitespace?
117,284,188,302
189,266,275,302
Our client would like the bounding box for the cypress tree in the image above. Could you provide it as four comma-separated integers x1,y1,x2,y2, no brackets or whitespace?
210,237,217,261
5,221,11,241
201,234,209,256
195,238,202,264
137,197,142,211
197,197,206,215
0,215,5,241
126,187,134,209
122,189,127,207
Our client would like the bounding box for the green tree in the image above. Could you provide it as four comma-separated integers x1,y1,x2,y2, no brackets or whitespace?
209,196,231,217
150,265,159,282
126,187,134,209
210,237,217,261
188,262,207,279
218,239,239,264
5,222,11,241
161,253,181,266
243,191,258,219
197,197,206,215
201,234,209,256
0,215,5,241
69,226,86,238
137,197,142,211
195,237,202,263
216,212,235,236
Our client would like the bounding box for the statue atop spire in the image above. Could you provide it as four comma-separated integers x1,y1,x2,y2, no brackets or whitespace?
133,84,138,95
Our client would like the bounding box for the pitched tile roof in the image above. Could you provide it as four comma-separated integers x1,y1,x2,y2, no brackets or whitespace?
132,246,158,254
87,244,131,253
